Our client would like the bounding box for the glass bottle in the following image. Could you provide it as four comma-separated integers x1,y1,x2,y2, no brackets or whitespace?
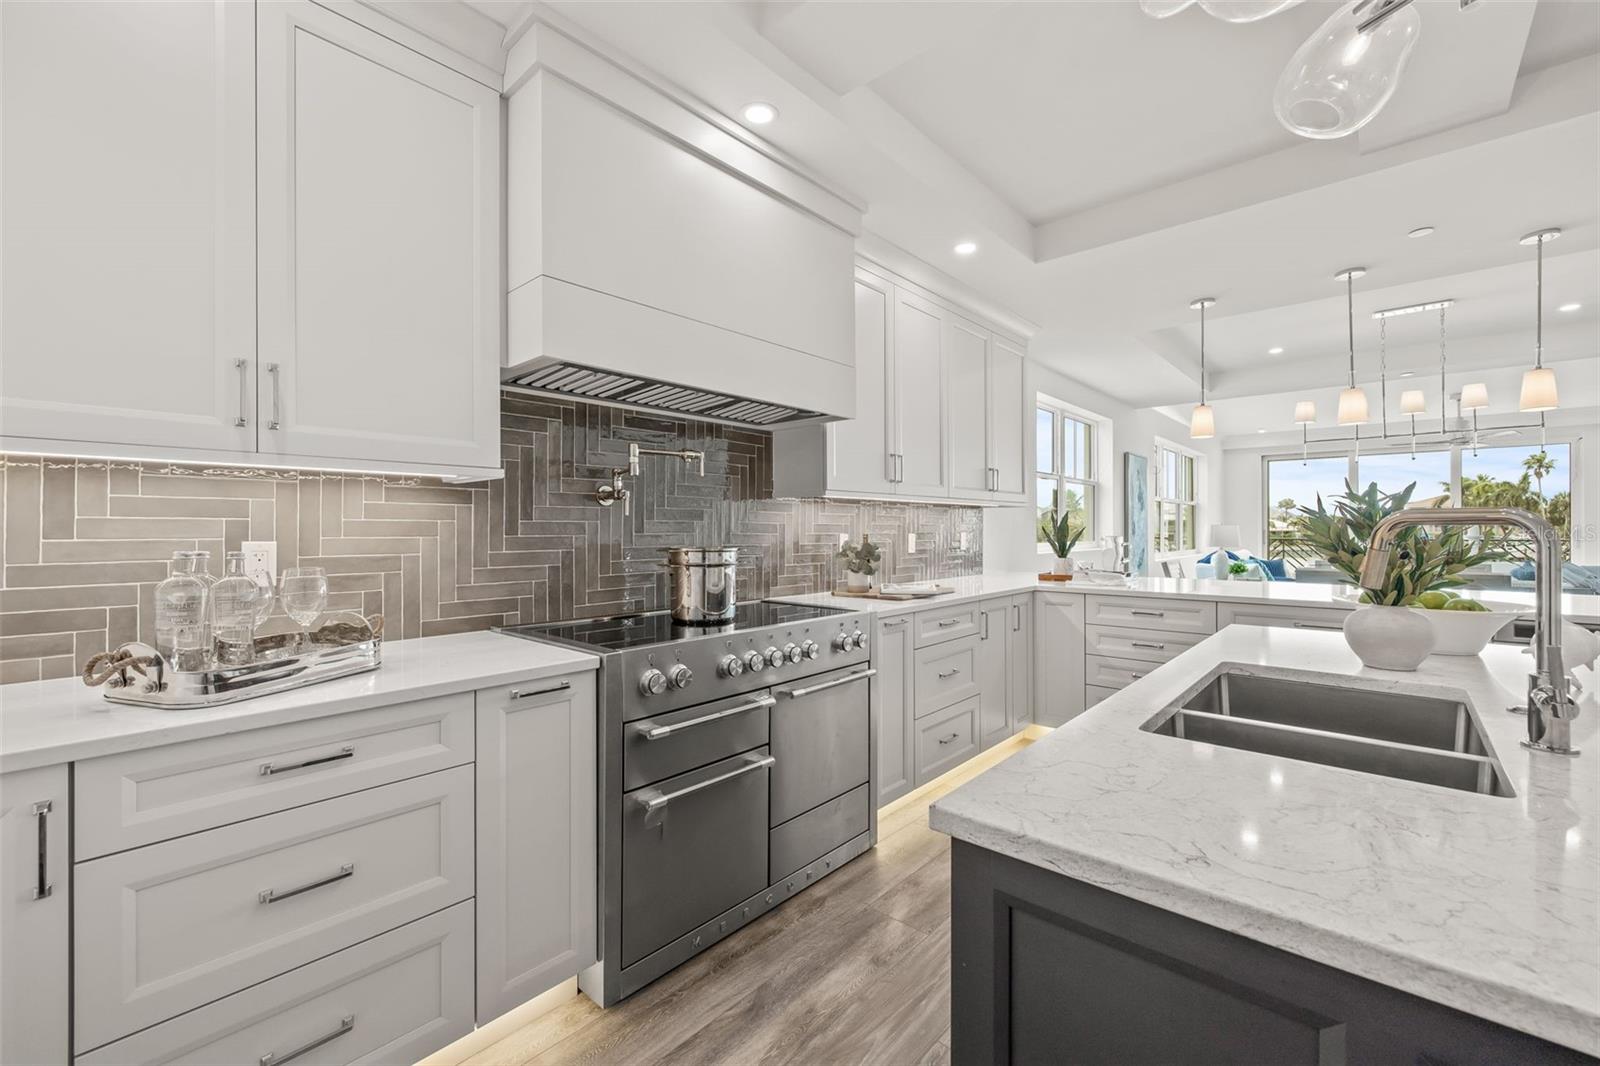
211,552,260,666
154,552,209,671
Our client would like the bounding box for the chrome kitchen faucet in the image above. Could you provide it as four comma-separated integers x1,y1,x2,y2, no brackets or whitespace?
595,443,706,515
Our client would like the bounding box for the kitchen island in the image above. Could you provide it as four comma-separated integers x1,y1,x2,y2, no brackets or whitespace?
931,626,1598,1062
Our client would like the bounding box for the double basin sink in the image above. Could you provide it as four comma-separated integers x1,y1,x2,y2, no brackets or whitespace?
1144,667,1514,798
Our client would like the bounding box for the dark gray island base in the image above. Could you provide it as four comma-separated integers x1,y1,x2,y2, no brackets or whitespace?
949,841,1596,1065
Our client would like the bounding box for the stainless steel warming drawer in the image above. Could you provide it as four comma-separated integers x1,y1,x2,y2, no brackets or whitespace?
770,664,873,826
770,784,870,884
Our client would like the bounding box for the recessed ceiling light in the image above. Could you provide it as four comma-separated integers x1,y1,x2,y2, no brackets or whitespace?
1559,302,1582,312
741,102,777,125
1267,346,1284,355
1256,428,1267,434
953,241,978,256
1408,226,1435,238
1399,371,1415,378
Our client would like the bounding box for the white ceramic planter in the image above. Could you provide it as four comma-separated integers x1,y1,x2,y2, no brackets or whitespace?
1343,605,1436,671
846,571,873,592
1051,556,1075,576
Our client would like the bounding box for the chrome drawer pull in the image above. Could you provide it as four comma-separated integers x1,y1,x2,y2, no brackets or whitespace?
510,679,571,700
883,617,908,628
937,618,963,628
781,668,877,699
1130,672,1146,680
1013,604,1021,631
260,746,354,776
643,695,776,739
1130,609,1166,617
266,362,282,430
638,754,774,812
938,668,962,679
259,1014,354,1066
258,863,354,904
937,732,960,745
234,358,249,427
1292,621,1343,631
1131,641,1166,650
31,801,52,901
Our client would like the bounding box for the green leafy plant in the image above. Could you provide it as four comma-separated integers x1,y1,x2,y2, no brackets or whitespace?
1296,479,1501,606
1037,508,1085,559
1228,561,1250,576
837,533,881,576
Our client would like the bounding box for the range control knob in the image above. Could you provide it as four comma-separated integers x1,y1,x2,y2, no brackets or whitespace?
742,650,766,673
801,640,821,660
667,664,694,690
783,642,804,664
851,630,868,652
638,668,668,696
764,646,785,668
832,632,854,652
719,654,745,678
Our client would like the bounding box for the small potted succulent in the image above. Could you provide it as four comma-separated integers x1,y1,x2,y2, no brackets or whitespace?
838,533,881,593
1226,560,1253,581
1039,508,1085,576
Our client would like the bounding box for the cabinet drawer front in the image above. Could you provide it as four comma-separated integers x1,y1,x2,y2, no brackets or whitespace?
1217,604,1348,633
914,603,982,647
1084,684,1121,709
1085,625,1206,665
1085,654,1158,691
914,636,981,718
915,697,979,785
76,902,474,1065
75,766,475,1050
625,688,771,792
1086,596,1217,635
75,694,474,858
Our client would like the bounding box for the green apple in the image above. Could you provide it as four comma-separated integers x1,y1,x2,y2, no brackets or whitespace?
1444,598,1487,612
1417,591,1450,610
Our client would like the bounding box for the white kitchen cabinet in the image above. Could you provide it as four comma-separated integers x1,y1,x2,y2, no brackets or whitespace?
894,287,950,498
475,670,598,1024
1217,602,1349,633
1035,592,1087,728
0,0,257,456
989,336,1030,500
875,615,916,807
1007,593,1034,730
826,271,899,497
256,0,502,473
948,316,993,498
977,598,1013,748
0,766,69,1066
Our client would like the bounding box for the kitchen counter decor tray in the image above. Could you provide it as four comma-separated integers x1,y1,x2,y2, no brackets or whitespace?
82,613,383,709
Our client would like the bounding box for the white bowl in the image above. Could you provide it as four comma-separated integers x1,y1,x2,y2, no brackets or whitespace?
1333,591,1528,657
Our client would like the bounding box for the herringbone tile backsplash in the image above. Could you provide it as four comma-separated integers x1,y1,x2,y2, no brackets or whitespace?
0,392,982,683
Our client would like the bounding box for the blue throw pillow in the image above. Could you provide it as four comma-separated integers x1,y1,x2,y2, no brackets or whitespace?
1259,558,1289,581
1510,562,1536,581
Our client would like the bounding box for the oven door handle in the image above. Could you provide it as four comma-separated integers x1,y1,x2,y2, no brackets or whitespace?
779,668,877,699
637,753,775,812
641,695,776,740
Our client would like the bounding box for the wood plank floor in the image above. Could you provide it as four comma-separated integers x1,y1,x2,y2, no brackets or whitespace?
461,739,1033,1066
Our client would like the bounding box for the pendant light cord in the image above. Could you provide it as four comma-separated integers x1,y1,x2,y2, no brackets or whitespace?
1199,301,1207,405
1535,233,1544,370
1346,272,1356,387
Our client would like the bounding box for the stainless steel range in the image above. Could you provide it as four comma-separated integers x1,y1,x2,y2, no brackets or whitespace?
498,600,876,1005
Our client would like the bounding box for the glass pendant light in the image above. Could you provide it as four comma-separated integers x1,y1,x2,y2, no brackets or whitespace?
1273,0,1421,140
1293,400,1316,464
1519,228,1562,413
1140,0,1197,17
1334,268,1369,425
1200,0,1303,23
1189,297,1217,440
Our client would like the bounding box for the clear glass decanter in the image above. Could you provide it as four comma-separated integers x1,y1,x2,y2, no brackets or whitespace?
154,552,209,671
211,551,261,666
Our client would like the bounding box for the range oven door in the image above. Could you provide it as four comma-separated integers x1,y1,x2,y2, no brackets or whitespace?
621,747,772,969
770,665,874,826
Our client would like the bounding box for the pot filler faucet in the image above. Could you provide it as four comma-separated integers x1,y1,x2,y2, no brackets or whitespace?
1358,506,1578,756
596,443,706,515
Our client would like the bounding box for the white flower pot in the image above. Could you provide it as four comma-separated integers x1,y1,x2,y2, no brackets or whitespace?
1051,556,1075,576
846,571,873,592
1343,605,1436,671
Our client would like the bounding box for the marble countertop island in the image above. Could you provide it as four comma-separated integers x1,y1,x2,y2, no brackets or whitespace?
930,626,1599,1054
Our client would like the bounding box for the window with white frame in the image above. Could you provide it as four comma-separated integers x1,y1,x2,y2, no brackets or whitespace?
1035,401,1101,549
1154,440,1200,553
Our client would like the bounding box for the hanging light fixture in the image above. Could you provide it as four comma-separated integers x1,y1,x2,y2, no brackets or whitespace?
1272,0,1421,139
1199,0,1304,22
1400,388,1426,458
1334,268,1369,425
1293,400,1316,464
1519,228,1562,413
1139,0,1197,16
1189,297,1217,439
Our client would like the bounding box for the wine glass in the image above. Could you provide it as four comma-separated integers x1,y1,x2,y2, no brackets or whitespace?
278,567,329,651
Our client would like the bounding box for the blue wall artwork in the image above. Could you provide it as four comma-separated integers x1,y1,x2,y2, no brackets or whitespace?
1124,451,1150,576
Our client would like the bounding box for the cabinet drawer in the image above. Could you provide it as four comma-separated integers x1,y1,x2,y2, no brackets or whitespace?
915,697,979,785
1085,625,1207,665
625,688,771,791
75,766,475,1050
75,694,475,858
1217,603,1348,633
77,902,474,1065
1085,684,1121,709
1085,654,1158,691
1086,596,1216,635
914,603,982,647
914,636,981,717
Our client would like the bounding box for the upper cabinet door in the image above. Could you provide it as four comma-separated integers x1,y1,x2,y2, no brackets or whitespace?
989,335,1029,500
256,1,502,472
946,314,992,500
893,289,948,498
1,0,255,454
827,271,898,496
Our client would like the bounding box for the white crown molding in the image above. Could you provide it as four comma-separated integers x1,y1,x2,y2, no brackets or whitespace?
315,0,509,88
856,234,1040,342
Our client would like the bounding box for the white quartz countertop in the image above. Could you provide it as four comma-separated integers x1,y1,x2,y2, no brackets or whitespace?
774,570,1600,622
0,631,598,773
930,627,1599,1054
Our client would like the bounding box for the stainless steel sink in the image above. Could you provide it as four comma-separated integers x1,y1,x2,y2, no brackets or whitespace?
1144,668,1514,798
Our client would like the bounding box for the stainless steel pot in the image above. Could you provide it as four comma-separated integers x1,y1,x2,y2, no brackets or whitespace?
662,547,738,624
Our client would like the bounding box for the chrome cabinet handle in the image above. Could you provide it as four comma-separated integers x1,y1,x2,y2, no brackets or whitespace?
260,746,354,776
510,680,571,700
266,362,282,430
894,454,904,482
938,668,962,679
643,695,775,739
1013,604,1022,631
882,617,908,628
259,1015,355,1066
1130,672,1146,680
259,863,354,904
234,358,249,427
982,613,989,640
937,617,962,628
781,668,876,699
937,732,959,745
1131,641,1166,650
1130,609,1166,618
1292,621,1343,631
638,753,774,812
31,801,52,901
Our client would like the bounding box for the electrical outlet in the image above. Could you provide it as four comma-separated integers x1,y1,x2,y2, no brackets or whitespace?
907,532,918,554
241,541,277,587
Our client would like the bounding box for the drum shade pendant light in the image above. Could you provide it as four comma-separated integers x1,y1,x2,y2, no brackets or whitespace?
1273,0,1420,139
1189,297,1217,440
1335,268,1369,425
1519,228,1562,413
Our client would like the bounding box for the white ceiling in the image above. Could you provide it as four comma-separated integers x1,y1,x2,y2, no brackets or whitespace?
481,0,1599,434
